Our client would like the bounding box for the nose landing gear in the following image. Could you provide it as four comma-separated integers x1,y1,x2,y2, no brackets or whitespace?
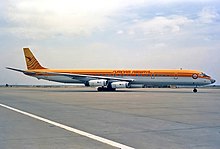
193,88,197,93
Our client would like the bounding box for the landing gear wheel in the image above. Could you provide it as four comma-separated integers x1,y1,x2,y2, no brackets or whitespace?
97,87,103,91
97,87,116,92
107,88,116,91
193,88,197,93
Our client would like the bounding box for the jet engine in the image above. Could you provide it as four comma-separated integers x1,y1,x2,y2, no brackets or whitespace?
86,79,107,87
111,81,129,88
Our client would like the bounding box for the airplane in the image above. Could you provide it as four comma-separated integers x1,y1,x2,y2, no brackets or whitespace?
6,48,215,92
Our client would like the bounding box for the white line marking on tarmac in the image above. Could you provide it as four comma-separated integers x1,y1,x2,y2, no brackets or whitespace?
0,103,135,149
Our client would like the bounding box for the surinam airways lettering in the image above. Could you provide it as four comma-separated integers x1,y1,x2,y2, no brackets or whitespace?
113,70,131,74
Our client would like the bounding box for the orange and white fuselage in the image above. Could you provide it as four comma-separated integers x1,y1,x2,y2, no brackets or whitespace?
7,48,215,92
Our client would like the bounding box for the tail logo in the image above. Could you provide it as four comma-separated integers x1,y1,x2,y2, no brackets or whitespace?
25,56,32,62
23,48,46,70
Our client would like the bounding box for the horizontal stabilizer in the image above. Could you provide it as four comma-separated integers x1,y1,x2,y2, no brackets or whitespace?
6,67,36,75
6,67,26,73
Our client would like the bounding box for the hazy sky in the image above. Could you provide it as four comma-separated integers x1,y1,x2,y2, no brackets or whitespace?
0,0,219,85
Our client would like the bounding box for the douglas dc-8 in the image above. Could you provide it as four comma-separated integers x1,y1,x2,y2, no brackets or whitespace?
7,48,215,92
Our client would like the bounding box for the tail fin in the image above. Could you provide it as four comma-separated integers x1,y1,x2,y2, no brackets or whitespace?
23,48,46,70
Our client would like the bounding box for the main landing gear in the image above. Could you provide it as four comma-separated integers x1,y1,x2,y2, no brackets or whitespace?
193,88,198,93
97,87,116,92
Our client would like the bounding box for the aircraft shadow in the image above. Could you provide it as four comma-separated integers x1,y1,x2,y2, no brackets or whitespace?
33,88,210,94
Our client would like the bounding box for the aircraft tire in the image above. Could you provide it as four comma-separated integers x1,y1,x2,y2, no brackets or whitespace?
193,88,197,93
97,87,104,91
97,87,116,92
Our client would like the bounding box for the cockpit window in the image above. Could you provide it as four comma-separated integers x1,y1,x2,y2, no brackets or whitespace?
200,72,210,77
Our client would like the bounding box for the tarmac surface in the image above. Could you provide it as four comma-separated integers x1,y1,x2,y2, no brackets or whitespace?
0,87,220,149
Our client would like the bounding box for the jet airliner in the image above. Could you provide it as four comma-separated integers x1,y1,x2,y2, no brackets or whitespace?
7,48,215,92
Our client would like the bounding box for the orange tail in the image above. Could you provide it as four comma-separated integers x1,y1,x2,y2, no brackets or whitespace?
23,48,46,70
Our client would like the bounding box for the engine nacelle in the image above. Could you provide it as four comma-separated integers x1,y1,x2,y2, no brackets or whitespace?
111,81,129,88
86,79,107,87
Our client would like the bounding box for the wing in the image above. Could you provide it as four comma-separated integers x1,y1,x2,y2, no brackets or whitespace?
45,72,134,82
6,67,134,83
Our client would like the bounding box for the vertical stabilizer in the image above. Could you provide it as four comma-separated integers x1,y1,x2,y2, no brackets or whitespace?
23,48,46,70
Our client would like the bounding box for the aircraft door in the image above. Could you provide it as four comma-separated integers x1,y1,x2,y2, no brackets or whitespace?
174,73,178,79
151,73,155,79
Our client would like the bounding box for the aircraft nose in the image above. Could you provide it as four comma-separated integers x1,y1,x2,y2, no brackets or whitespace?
211,79,216,84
